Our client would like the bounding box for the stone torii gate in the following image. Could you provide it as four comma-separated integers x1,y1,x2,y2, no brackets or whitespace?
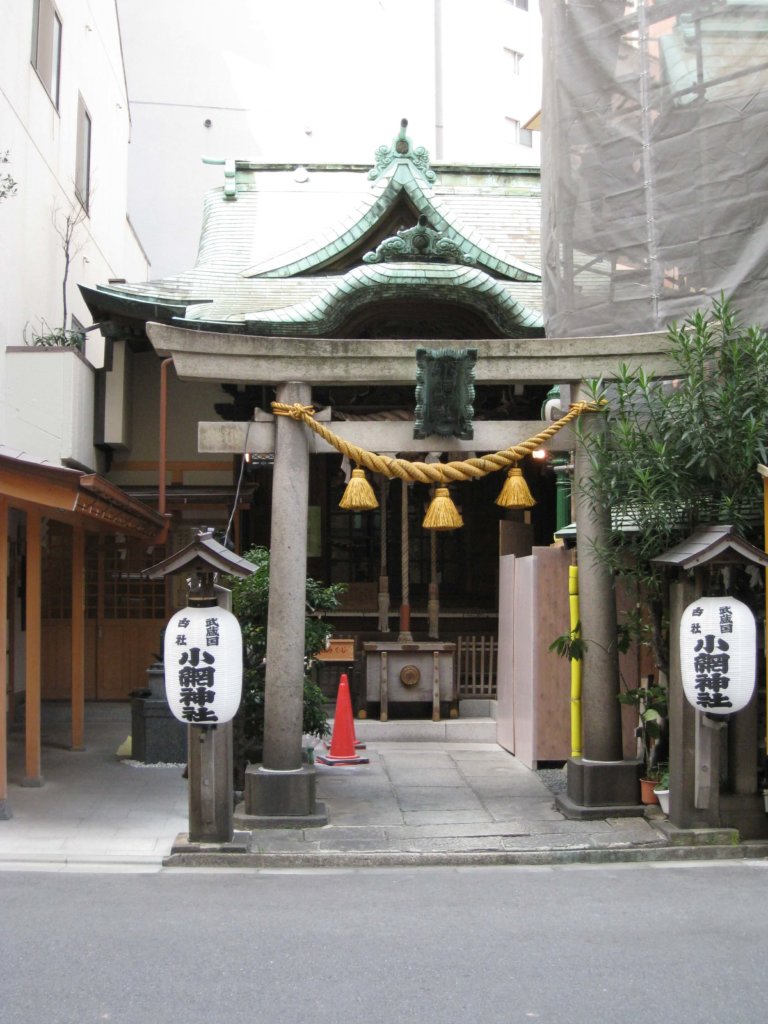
148,321,674,819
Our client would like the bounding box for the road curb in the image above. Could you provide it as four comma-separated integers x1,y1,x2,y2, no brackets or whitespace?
162,841,768,870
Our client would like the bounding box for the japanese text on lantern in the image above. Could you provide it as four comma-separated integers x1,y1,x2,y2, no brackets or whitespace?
174,616,221,722
689,604,733,710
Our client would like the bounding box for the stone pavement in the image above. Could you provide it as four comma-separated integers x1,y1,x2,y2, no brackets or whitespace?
228,740,669,868
2,703,767,870
0,705,188,868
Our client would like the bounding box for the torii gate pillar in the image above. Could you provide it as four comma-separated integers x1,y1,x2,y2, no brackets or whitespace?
556,382,643,818
240,381,326,824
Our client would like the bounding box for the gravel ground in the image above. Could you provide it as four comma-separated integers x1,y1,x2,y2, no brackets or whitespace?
535,765,568,796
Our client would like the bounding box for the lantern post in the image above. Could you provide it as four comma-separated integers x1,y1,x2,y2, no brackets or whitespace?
758,464,768,759
652,525,768,837
146,531,256,847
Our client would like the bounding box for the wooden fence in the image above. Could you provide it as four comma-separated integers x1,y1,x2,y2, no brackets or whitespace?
456,635,497,699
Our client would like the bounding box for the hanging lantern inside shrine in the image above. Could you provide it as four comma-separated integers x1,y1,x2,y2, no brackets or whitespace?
164,599,243,725
679,596,756,716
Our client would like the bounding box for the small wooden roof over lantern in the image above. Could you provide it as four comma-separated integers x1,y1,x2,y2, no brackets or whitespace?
653,525,768,719
144,528,256,582
651,524,768,572
147,529,255,728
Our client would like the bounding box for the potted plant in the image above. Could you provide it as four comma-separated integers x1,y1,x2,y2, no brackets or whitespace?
618,679,668,804
654,766,670,814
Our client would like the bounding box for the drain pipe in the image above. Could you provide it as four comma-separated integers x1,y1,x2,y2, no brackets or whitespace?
569,563,582,758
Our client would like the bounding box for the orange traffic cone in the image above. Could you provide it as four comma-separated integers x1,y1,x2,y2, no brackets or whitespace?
324,671,366,751
316,674,369,766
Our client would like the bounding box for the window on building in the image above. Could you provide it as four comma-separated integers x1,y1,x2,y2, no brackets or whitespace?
507,0,529,10
505,48,523,74
505,117,534,149
31,0,62,108
75,95,92,211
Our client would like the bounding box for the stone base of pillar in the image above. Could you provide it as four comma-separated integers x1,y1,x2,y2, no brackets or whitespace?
170,830,251,855
238,764,327,827
555,757,644,820
0,799,12,820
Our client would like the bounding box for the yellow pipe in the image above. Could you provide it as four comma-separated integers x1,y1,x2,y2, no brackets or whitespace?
569,564,582,758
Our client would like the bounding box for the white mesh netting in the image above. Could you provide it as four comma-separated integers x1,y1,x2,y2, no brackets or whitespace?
541,1,768,336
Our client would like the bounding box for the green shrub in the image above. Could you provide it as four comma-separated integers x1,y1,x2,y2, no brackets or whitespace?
227,546,345,782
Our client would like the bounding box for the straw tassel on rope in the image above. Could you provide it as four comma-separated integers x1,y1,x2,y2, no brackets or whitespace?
422,486,463,531
495,463,536,510
339,467,379,511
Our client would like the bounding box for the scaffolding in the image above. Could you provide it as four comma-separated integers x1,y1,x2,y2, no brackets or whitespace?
541,1,768,336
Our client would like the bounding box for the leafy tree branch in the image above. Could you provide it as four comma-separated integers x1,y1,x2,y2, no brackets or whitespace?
577,296,768,677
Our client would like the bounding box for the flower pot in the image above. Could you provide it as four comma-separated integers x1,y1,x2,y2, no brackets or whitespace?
654,788,670,814
640,777,660,805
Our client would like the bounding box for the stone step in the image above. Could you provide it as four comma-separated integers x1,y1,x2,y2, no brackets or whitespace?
349,716,498,743
652,817,741,847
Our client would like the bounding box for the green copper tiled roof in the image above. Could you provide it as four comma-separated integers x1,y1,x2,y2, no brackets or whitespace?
83,125,544,339
241,160,540,283
181,263,542,335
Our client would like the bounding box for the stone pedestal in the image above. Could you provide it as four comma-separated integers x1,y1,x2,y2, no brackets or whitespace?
556,757,643,819
235,764,327,827
131,697,187,764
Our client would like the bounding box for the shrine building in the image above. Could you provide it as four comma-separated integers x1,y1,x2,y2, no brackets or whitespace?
79,121,569,715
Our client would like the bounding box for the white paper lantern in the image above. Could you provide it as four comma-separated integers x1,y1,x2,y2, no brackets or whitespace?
163,603,242,725
679,596,756,715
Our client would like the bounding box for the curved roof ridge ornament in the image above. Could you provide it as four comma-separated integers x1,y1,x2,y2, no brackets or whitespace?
363,215,476,265
368,118,437,184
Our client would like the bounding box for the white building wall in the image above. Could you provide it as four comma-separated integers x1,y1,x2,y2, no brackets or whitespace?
5,348,95,469
117,0,542,278
0,0,149,463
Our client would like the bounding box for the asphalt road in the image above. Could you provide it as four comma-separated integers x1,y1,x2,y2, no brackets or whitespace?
1,861,765,1024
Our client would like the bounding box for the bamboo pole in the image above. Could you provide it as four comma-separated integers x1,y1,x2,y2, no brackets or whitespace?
569,563,582,758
